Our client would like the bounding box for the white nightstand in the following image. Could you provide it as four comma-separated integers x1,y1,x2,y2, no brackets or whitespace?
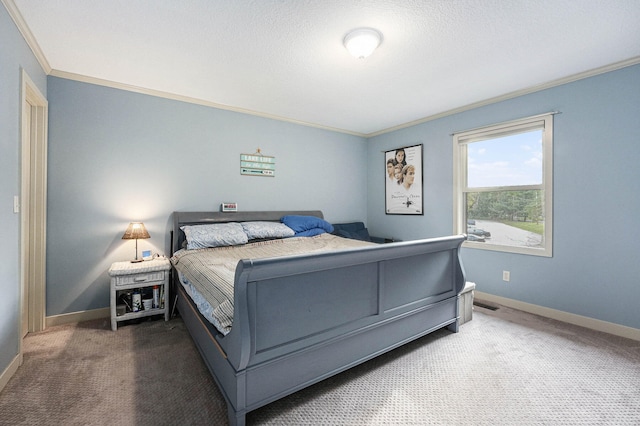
108,258,171,331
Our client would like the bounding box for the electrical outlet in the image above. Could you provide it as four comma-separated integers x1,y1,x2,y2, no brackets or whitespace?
221,202,237,212
502,271,510,282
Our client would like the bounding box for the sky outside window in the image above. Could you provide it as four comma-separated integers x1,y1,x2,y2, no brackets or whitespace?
467,130,543,188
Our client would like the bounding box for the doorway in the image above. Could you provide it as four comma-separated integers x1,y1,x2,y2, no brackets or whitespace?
20,69,48,338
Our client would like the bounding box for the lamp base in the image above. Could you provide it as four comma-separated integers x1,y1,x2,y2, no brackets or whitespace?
130,259,144,263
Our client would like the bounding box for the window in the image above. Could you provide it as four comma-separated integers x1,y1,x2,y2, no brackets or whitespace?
453,113,554,256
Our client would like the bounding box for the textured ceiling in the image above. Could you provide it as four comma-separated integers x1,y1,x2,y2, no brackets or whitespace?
7,0,640,136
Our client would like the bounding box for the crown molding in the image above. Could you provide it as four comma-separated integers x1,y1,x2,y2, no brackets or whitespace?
50,56,640,139
49,54,640,139
49,69,366,138
367,56,640,138
2,0,51,73
5,0,638,139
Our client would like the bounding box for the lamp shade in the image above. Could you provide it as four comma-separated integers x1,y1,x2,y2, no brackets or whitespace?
122,222,150,262
344,28,382,59
122,222,150,240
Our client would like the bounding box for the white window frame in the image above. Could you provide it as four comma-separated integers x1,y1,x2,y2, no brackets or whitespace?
453,113,554,257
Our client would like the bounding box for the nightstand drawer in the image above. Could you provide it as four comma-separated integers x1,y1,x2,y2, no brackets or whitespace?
116,271,165,286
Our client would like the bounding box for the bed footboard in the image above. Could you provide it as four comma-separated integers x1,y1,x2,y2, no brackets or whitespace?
210,234,465,425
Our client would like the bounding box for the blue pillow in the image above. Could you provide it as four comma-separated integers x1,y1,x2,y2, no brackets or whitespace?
281,215,334,237
295,228,328,237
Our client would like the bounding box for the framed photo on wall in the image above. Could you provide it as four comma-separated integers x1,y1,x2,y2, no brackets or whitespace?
385,144,423,215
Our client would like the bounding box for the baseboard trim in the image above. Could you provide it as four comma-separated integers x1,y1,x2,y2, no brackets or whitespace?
475,291,640,342
0,352,22,393
46,307,110,328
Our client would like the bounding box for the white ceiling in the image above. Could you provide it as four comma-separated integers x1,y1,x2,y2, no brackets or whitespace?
7,0,640,136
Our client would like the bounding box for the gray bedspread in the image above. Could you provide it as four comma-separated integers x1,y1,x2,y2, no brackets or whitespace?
171,234,373,334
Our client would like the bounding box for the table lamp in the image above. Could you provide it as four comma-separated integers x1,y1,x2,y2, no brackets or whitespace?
122,222,150,263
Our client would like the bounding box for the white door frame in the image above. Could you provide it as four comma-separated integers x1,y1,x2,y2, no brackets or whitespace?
20,69,48,341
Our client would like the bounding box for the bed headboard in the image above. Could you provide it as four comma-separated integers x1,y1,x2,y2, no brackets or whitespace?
171,210,324,255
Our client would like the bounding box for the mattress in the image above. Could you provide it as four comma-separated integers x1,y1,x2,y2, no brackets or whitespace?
171,233,373,335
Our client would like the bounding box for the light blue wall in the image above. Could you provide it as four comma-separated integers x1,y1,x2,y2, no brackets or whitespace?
46,76,368,315
367,64,640,329
0,5,47,375
4,4,639,368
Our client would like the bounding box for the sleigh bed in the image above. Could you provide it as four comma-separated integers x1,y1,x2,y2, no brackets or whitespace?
170,210,466,426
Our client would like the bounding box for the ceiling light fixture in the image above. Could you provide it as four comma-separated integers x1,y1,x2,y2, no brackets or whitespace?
343,28,382,59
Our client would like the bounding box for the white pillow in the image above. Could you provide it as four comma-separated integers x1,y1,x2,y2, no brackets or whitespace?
241,221,295,239
181,223,248,250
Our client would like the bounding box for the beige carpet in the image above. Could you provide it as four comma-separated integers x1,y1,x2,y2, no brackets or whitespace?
0,305,639,425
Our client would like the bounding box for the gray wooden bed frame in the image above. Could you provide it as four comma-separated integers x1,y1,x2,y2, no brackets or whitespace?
171,210,466,426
